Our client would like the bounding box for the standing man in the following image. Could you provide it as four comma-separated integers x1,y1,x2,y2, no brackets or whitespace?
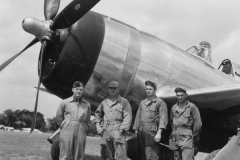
133,80,168,160
169,87,202,160
95,81,132,160
56,81,91,160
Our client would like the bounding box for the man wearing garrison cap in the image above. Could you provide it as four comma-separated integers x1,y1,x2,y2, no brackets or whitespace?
169,87,202,160
56,81,91,160
133,80,168,160
95,81,132,160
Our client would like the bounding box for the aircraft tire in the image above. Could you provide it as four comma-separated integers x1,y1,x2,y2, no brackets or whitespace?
126,137,172,160
51,138,60,160
126,138,138,160
204,149,220,160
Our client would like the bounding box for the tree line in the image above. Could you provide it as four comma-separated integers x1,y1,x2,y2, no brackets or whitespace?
0,109,96,134
0,109,60,132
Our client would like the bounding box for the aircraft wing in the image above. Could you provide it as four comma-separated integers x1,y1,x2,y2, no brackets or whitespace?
157,84,240,111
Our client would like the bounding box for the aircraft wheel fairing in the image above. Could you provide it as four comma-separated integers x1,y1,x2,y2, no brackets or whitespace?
204,149,220,160
51,138,60,160
126,137,173,160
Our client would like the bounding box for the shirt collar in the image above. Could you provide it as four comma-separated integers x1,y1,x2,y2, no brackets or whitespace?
117,95,122,102
69,96,85,103
107,95,121,101
105,95,122,107
145,96,157,105
175,100,190,113
69,96,75,102
82,98,87,103
177,100,189,109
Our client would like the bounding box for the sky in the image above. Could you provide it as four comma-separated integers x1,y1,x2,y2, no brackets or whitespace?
1,0,240,120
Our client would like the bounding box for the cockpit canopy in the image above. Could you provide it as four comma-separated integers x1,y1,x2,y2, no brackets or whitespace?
218,59,240,82
186,41,212,63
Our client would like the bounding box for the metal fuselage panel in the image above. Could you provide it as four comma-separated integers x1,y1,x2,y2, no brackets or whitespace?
165,46,238,90
84,17,174,107
84,18,139,107
85,17,238,108
83,12,239,109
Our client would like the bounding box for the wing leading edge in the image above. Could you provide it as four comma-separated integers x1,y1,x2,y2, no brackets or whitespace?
157,84,240,111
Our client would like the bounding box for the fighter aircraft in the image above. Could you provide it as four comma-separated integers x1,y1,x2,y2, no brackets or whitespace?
1,0,240,159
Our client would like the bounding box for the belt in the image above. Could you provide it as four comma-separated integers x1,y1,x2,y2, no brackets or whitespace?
173,126,192,131
140,121,158,125
106,120,122,125
68,118,85,123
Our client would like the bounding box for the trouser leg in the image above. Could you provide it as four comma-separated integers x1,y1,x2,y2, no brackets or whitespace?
137,131,146,160
101,131,108,160
145,145,159,160
74,123,87,160
59,135,72,160
114,141,128,160
59,129,74,160
101,144,107,160
74,135,86,160
106,138,115,160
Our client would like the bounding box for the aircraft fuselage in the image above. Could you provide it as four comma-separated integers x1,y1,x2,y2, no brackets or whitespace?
41,11,238,110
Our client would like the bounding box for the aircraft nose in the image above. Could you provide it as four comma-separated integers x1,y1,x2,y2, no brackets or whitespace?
40,11,105,99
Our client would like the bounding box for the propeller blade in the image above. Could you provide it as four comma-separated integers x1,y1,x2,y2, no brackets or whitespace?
30,40,47,134
44,0,61,20
0,38,39,72
50,0,100,31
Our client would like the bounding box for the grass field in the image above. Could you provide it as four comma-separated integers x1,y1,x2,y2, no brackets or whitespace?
0,130,101,160
0,130,209,160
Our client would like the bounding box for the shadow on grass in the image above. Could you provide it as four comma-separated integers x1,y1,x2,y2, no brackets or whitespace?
85,154,101,160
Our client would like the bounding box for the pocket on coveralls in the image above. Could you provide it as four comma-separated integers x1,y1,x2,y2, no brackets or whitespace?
114,107,123,120
148,105,158,119
180,129,193,146
114,130,125,144
182,110,191,124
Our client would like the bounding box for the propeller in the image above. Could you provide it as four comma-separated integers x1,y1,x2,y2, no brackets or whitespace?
0,38,39,72
29,0,100,134
50,0,100,31
0,0,100,134
29,0,61,133
30,41,47,133
44,0,60,20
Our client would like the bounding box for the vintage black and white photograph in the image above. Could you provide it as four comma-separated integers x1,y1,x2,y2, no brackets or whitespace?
1,0,240,160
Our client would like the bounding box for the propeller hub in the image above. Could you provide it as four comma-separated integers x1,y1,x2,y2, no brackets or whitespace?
59,29,69,44
22,17,53,41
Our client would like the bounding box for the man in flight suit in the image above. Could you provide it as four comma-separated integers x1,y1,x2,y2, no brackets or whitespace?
169,87,202,160
133,80,168,160
56,81,91,160
95,81,132,160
